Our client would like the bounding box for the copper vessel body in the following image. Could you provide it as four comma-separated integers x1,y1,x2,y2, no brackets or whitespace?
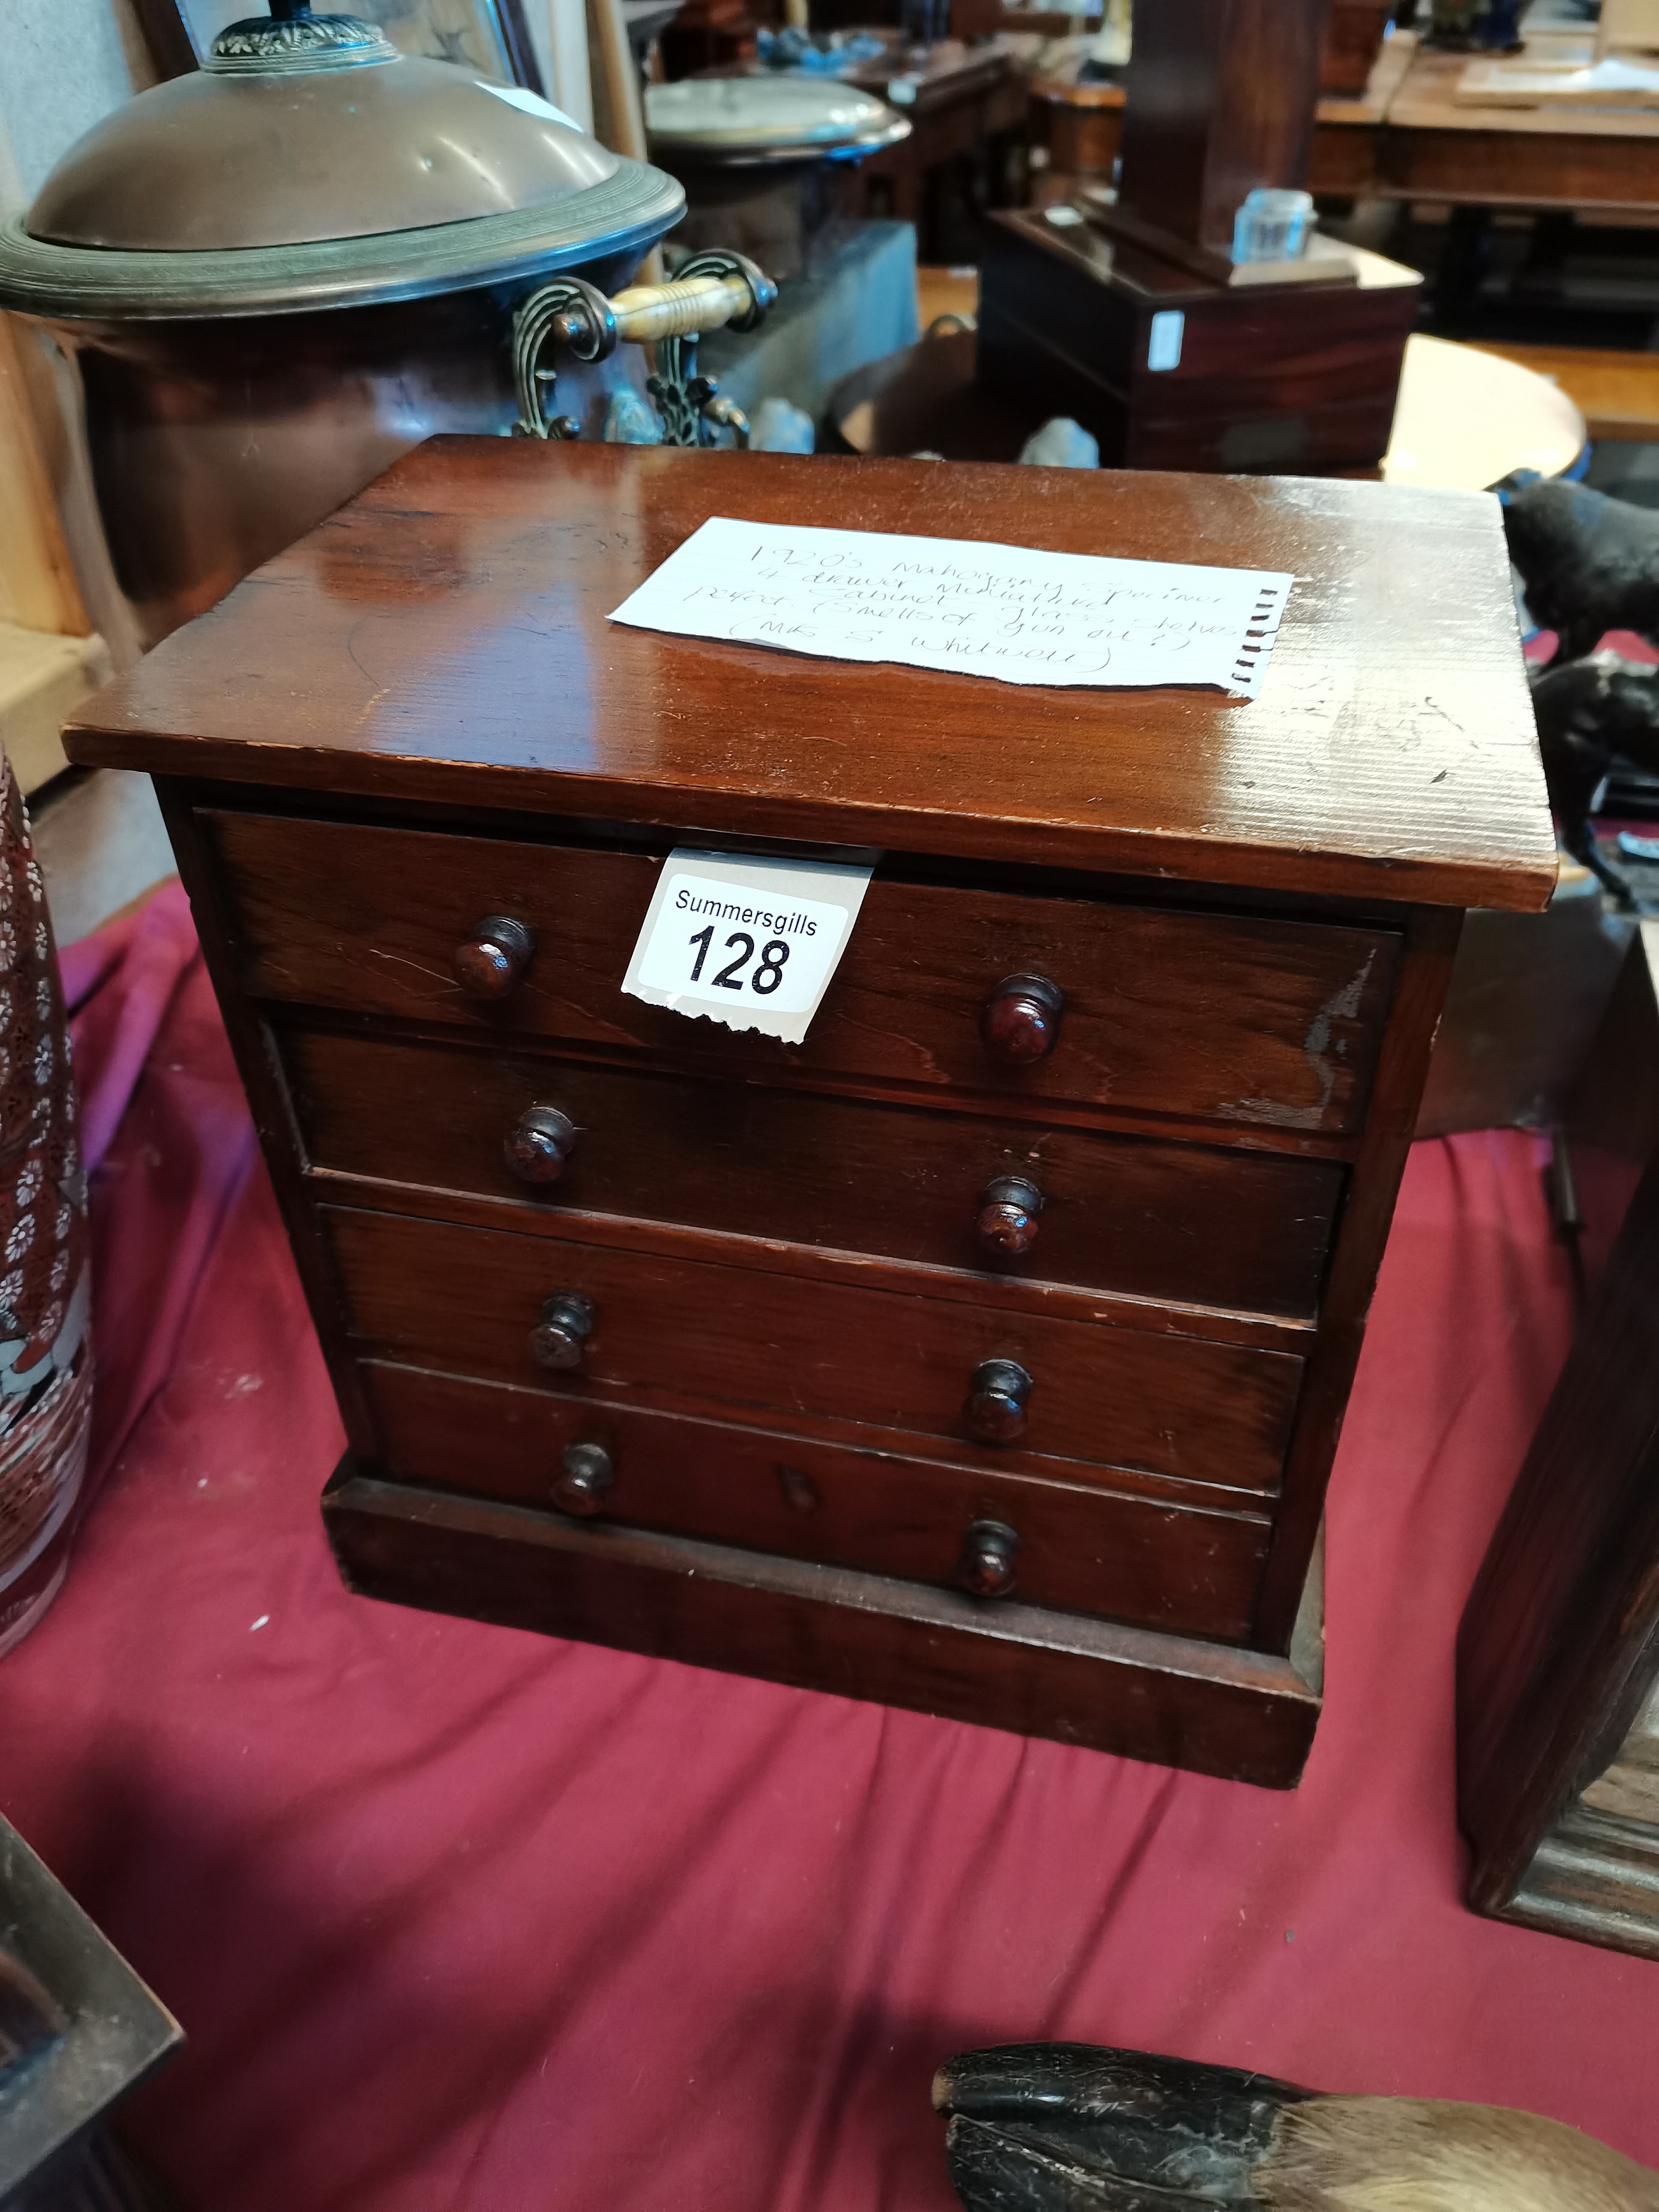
20,242,657,651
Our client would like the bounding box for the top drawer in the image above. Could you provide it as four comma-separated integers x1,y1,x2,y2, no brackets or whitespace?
201,810,1400,1133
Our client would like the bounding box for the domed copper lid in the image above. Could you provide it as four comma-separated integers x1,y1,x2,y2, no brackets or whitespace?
0,0,682,319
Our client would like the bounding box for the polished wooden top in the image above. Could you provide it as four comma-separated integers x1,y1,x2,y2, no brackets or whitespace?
66,441,1555,910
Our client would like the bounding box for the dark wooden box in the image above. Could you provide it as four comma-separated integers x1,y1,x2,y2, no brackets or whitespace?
977,211,1421,476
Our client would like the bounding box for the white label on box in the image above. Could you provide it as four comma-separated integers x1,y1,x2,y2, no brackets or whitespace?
622,848,876,1044
1147,309,1185,372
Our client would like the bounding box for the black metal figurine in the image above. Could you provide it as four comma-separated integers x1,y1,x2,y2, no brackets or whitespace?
1503,481,1659,908
1527,653,1659,907
1504,481,1659,668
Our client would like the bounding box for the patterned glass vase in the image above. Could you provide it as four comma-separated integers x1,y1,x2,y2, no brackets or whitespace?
0,756,92,1658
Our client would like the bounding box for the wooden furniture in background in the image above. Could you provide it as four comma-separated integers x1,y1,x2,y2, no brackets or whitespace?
65,440,1552,1785
1381,333,1586,488
1113,0,1331,264
693,36,1024,255
1030,27,1418,195
978,212,1420,474
1034,27,1659,218
1470,342,1659,442
1598,0,1659,61
834,36,1026,245
1459,924,1659,1959
1321,36,1659,213
661,0,759,80
1322,0,1395,96
994,0,1420,476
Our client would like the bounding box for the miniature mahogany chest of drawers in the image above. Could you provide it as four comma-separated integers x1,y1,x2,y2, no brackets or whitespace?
66,442,1553,1787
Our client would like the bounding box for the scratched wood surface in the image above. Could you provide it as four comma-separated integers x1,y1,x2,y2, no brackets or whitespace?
65,442,1555,911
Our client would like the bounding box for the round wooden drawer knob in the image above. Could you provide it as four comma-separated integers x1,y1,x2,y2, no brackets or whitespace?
964,1357,1033,1444
454,914,535,1001
529,1290,595,1371
981,973,1065,1063
505,1104,578,1184
553,1440,614,1515
956,1517,1022,1599
976,1175,1045,1256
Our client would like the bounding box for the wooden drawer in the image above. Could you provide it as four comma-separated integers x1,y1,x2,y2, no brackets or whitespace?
323,1205,1304,1493
287,1027,1345,1320
361,1361,1272,1640
208,810,1400,1133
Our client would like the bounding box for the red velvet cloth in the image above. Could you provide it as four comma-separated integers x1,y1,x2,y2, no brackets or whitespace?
3,882,1657,2212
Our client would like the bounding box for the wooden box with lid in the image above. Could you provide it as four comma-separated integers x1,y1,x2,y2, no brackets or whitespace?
65,442,1554,1786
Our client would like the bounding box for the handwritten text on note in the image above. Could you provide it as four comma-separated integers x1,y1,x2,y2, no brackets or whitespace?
607,517,1293,698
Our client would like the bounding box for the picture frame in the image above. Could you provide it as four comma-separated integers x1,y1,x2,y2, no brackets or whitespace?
133,0,546,94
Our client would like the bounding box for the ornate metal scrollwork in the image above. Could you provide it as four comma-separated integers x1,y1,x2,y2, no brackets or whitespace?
512,276,620,441
647,250,770,450
511,249,774,446
208,1,396,71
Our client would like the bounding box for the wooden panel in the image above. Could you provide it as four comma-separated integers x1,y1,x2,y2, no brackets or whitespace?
1379,44,1659,215
362,1361,1271,1639
63,443,1557,914
1471,343,1659,445
324,1464,1323,1784
323,1204,1306,1493
1493,1806,1659,1962
286,1026,1346,1319
211,810,1401,1135
0,318,93,640
1253,905,1462,1644
1458,1135,1659,1948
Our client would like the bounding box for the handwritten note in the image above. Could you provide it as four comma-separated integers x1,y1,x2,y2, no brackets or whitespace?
608,517,1293,698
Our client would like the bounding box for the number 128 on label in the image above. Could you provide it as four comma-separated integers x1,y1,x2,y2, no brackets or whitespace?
635,870,854,1017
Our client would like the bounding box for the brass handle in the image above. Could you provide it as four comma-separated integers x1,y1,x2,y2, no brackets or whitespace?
505,1105,577,1185
454,914,534,1001
956,1518,1022,1599
976,1176,1045,1256
982,973,1065,1064
529,1291,595,1372
965,1358,1033,1445
553,1440,614,1516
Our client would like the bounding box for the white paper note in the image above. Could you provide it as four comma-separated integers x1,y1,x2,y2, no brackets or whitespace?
623,848,876,1043
608,516,1293,698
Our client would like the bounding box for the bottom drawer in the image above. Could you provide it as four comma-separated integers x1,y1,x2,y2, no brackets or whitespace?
362,1361,1271,1641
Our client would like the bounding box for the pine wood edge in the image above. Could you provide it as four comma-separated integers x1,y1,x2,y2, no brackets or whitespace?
63,728,1558,916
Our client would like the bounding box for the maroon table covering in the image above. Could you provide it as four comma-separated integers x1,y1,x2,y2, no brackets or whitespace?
2,880,1655,2212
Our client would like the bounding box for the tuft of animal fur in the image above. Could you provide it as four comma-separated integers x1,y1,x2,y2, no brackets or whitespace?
1260,2098,1659,2212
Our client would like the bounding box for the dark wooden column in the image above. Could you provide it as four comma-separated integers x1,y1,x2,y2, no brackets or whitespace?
1117,0,1334,256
